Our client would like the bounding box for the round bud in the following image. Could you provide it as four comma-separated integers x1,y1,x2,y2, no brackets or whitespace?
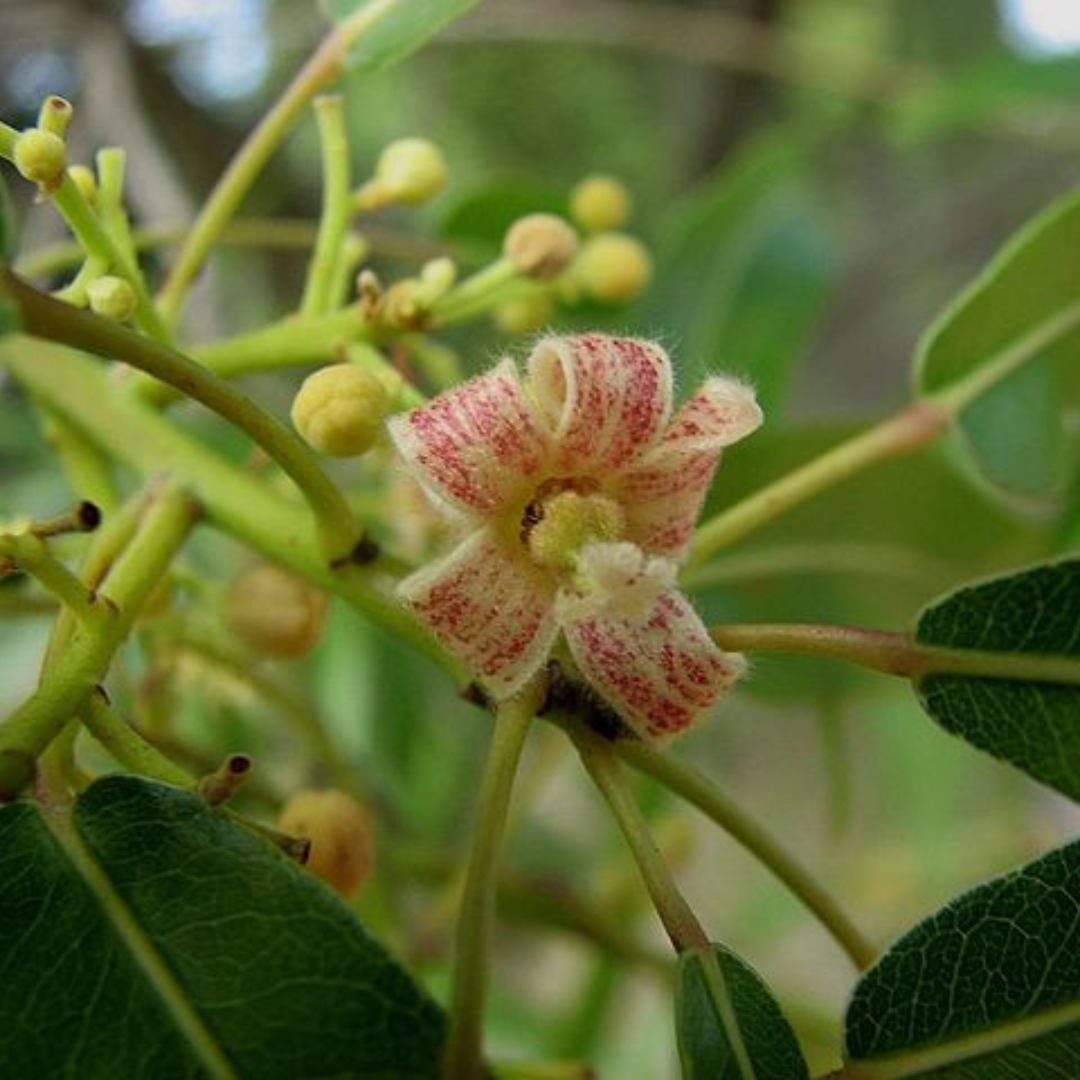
493,292,553,334
574,232,653,304
503,214,579,281
13,128,66,187
291,363,391,457
569,174,632,233
224,563,329,659
67,164,98,204
86,275,136,322
375,138,447,206
278,789,374,898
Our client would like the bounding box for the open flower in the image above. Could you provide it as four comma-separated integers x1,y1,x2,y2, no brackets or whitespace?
389,334,762,739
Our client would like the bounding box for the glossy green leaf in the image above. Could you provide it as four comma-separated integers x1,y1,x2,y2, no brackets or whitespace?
676,943,809,1080
642,131,834,415
914,559,1080,802
322,0,480,72
844,838,1080,1078
915,183,1080,502
0,776,444,1077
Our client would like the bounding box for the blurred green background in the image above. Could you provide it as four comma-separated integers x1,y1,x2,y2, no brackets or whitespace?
4,1,1080,1075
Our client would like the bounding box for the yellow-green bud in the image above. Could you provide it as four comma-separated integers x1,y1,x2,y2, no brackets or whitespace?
503,214,579,281
291,363,391,457
375,138,447,205
574,232,653,304
13,128,66,187
569,174,632,233
224,563,329,659
86,275,136,322
68,164,98,204
278,789,375,899
419,256,457,298
493,292,553,334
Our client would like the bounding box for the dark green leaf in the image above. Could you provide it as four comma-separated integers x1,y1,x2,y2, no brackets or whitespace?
676,943,809,1080
641,130,834,415
914,183,1080,503
845,838,1080,1077
322,0,480,72
914,559,1080,802
441,181,567,263
0,776,444,1078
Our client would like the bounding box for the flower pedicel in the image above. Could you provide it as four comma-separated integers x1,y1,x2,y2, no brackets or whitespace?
390,333,762,740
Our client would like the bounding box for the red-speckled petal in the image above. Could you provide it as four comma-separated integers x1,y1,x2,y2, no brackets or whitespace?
398,530,558,698
526,334,673,473
613,376,762,556
388,359,551,516
561,588,744,741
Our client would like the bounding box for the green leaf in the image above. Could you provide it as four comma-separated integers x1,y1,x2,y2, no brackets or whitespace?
914,183,1080,503
641,130,834,415
914,559,1080,802
0,776,444,1077
322,0,481,72
844,838,1080,1078
676,943,809,1080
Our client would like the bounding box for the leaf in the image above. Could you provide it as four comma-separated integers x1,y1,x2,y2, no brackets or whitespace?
844,838,1080,1078
641,130,834,416
0,776,444,1077
914,183,1080,503
914,558,1080,802
322,0,480,72
676,943,809,1080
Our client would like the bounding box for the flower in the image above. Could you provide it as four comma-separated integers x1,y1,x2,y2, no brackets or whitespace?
388,334,762,740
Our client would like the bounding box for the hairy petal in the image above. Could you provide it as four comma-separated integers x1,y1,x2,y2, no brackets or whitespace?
560,585,745,740
399,530,558,698
388,359,551,516
614,376,763,555
527,334,673,473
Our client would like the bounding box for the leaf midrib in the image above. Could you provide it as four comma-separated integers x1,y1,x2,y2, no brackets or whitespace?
845,996,1080,1079
44,807,238,1080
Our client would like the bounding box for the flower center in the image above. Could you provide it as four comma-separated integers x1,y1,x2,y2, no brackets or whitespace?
522,483,625,573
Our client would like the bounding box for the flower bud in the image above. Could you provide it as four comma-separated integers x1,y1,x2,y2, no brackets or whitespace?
375,138,447,206
13,128,66,187
278,789,374,898
67,164,98,205
291,363,391,457
224,563,329,659
86,275,136,322
493,292,553,334
570,174,632,233
503,214,579,280
419,256,457,298
574,232,652,304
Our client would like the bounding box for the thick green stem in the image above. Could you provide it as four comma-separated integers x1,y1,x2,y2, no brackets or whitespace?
572,728,755,1080
443,692,539,1080
687,401,951,567
619,737,876,971
0,341,464,694
2,269,362,562
0,485,196,760
710,621,1080,685
301,96,352,317
0,533,102,628
156,0,398,325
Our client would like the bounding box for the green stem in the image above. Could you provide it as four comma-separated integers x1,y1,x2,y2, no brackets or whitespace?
0,341,465,693
572,727,756,1080
3,269,362,563
83,690,194,787
619,737,876,971
687,401,951,566
0,533,101,627
710,621,1080,685
156,0,400,326
301,96,352,317
443,692,539,1080
95,148,139,267
0,485,196,760
431,258,520,325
